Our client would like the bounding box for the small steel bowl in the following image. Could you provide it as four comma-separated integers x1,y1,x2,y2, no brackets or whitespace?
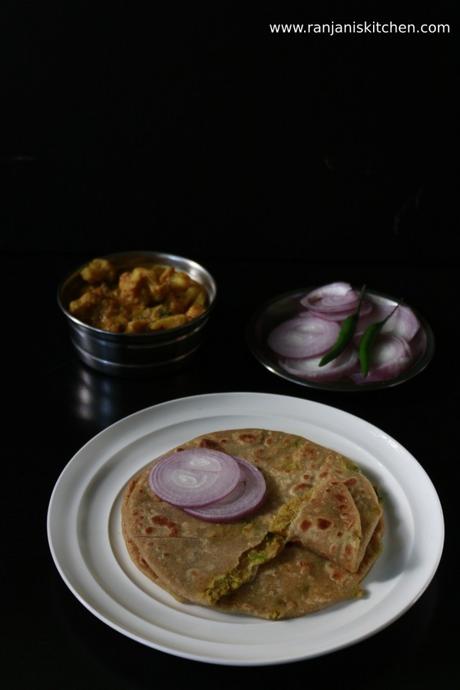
58,251,217,377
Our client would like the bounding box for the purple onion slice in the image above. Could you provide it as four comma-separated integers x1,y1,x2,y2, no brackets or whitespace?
184,457,266,523
351,334,413,384
381,304,420,341
268,315,340,358
280,346,358,382
149,449,242,508
300,282,358,313
355,299,395,338
309,299,373,323
410,327,427,359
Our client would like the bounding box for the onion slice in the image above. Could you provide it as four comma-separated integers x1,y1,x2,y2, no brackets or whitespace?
300,282,358,313
280,346,358,382
410,327,427,360
355,299,394,338
149,449,242,507
381,304,420,341
268,315,340,358
351,334,413,384
184,457,266,523
309,299,373,323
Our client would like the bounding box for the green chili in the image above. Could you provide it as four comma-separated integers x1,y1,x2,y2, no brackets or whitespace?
319,284,366,367
358,302,401,376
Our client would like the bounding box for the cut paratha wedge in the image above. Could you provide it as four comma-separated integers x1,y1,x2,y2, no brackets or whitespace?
288,474,363,572
289,455,383,572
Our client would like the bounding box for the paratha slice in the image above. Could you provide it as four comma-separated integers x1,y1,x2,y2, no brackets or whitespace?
288,474,363,572
289,455,383,572
217,518,384,620
322,455,383,567
347,480,382,566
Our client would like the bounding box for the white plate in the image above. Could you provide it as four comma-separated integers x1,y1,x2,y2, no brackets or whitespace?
47,392,444,666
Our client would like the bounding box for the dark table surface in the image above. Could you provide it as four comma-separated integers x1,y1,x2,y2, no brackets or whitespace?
3,2,460,685
4,253,458,688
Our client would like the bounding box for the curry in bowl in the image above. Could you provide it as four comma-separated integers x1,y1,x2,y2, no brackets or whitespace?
68,257,208,334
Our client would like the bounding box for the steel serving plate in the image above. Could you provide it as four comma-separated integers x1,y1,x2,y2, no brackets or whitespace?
247,287,435,392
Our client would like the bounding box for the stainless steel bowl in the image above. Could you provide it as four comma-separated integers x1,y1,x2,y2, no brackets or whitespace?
58,251,217,376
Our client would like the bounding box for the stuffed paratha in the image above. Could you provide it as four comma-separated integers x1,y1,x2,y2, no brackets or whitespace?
121,428,383,617
122,429,331,605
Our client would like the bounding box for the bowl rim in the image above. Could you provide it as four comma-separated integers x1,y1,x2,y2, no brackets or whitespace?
57,250,217,339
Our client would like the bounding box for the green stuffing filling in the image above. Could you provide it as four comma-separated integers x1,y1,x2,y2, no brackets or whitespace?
206,533,284,603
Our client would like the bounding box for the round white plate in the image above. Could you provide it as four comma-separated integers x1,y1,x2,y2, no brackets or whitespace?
47,392,444,666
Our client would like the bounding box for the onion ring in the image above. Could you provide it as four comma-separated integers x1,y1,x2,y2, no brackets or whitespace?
149,449,242,507
268,315,340,358
280,346,358,382
184,457,267,523
351,334,413,384
300,282,358,313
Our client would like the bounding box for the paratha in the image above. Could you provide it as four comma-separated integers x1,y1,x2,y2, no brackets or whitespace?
121,428,383,618
288,455,382,573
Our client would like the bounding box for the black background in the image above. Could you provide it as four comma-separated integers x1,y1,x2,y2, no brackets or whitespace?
2,2,459,263
3,2,460,688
